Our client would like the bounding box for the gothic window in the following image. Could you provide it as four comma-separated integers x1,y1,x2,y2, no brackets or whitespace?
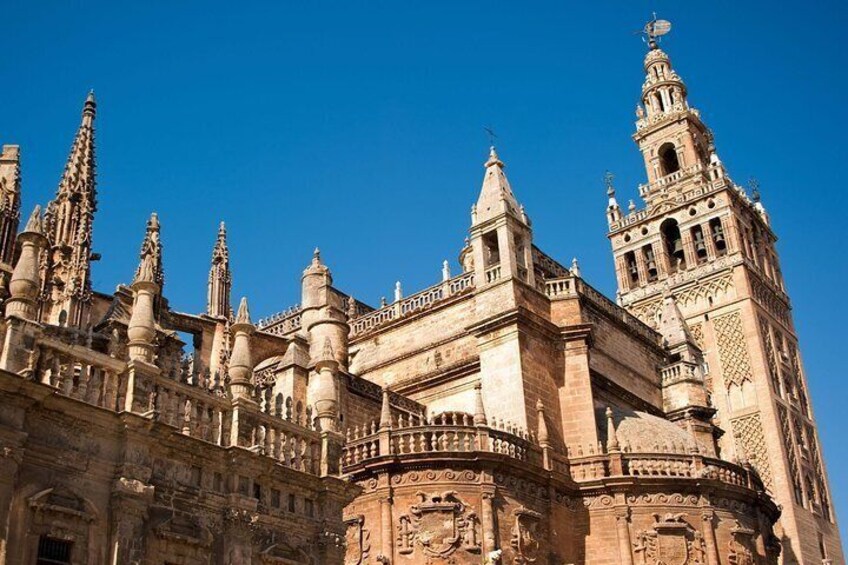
658,143,680,175
37,536,72,565
660,218,685,271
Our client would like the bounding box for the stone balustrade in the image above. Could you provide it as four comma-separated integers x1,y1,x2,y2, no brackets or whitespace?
544,276,660,345
27,337,126,411
341,411,541,470
484,264,501,284
257,305,303,336
568,448,763,492
22,333,326,476
349,272,474,338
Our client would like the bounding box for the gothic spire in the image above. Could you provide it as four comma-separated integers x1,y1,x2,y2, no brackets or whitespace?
136,212,164,289
41,92,99,327
474,146,524,226
207,221,232,318
0,145,21,265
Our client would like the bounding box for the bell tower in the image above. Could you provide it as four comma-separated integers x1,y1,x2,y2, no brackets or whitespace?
607,26,843,565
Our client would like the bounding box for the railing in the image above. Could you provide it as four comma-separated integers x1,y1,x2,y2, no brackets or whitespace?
257,305,303,336
567,447,761,491
28,337,126,411
484,265,502,284
342,411,541,469
545,277,577,298
22,332,325,476
544,276,660,346
349,272,475,338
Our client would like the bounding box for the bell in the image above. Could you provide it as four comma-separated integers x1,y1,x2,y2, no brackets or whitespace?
713,224,726,245
693,233,707,257
671,239,685,258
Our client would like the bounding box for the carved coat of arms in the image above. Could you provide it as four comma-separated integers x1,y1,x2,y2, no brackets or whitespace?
396,491,481,559
345,515,371,565
510,507,541,565
633,513,706,565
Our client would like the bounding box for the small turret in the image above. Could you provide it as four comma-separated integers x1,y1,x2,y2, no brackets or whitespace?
300,248,348,369
5,206,47,320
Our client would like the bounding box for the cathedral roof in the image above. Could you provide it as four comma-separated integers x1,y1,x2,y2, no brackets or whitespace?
596,406,700,454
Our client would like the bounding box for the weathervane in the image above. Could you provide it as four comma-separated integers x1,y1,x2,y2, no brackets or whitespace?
640,13,672,49
483,126,498,147
604,171,615,195
748,177,761,202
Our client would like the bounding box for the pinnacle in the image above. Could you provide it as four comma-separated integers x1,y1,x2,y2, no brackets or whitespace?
235,297,251,325
485,146,503,168
24,205,43,234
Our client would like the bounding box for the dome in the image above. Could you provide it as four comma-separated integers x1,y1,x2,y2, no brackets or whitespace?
596,406,699,454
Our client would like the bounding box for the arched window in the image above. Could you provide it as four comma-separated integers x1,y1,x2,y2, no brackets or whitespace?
658,143,680,176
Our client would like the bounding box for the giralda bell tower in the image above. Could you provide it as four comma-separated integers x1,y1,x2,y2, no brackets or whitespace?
606,21,843,565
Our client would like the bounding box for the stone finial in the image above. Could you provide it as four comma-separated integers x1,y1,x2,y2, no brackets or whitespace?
135,212,164,288
346,296,358,320
234,297,251,326
628,199,636,212
312,247,322,266
380,387,392,430
570,257,581,278
6,206,48,320
380,296,387,308
485,146,503,169
23,205,43,234
536,399,549,446
473,383,487,426
228,297,255,399
134,254,156,285
442,260,451,282
605,407,620,452
394,281,402,303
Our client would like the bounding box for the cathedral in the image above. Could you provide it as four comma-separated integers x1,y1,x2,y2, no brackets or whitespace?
0,27,842,565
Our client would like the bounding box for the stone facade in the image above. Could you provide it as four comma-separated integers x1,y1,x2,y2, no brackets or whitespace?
0,28,840,565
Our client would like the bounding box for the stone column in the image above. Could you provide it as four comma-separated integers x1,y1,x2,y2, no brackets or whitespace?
109,478,153,565
614,507,634,565
481,490,497,556
380,495,393,563
0,438,24,564
701,511,720,565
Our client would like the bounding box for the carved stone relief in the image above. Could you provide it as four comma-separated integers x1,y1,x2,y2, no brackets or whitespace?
396,491,481,560
632,513,706,565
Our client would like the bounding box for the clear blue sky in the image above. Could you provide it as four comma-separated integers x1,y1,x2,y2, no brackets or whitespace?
5,0,847,542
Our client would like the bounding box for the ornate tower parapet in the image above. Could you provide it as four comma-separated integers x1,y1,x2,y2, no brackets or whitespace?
227,297,255,401
5,206,46,321
0,145,21,268
207,221,231,319
300,249,348,369
42,91,99,328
